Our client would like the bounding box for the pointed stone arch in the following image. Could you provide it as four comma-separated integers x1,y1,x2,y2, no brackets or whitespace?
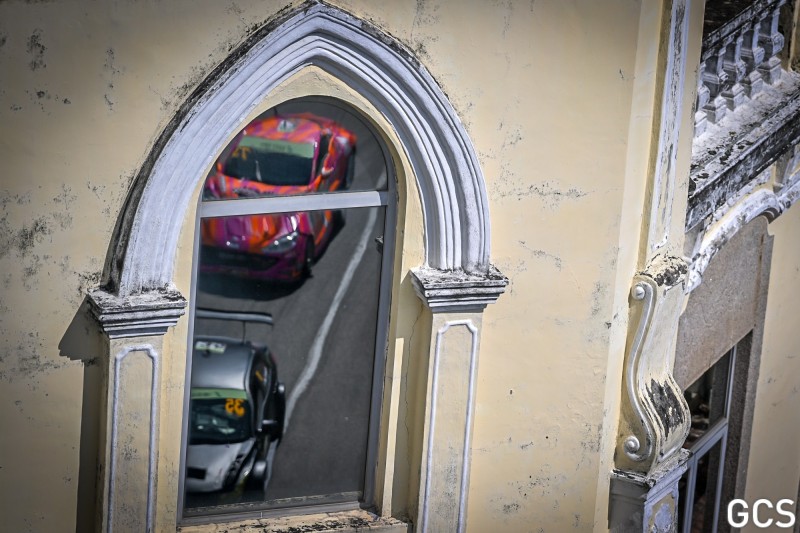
103,1,491,297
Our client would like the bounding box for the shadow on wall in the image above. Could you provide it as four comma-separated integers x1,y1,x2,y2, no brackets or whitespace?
58,298,105,533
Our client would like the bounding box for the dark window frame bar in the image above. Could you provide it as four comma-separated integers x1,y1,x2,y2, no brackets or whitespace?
681,345,737,533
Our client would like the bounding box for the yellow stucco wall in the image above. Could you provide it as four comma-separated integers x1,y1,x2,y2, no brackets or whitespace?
462,2,651,529
0,1,658,530
0,1,764,532
742,201,800,530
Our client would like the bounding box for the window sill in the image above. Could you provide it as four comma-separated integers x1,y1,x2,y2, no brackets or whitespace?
177,509,410,532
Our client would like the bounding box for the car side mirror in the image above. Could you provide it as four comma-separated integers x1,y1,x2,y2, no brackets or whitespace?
261,419,279,432
320,154,335,177
261,382,285,440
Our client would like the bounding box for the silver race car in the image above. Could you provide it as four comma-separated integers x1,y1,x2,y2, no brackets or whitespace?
185,309,285,494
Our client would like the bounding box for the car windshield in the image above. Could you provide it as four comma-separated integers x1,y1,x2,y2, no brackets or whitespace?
222,136,315,187
189,388,252,445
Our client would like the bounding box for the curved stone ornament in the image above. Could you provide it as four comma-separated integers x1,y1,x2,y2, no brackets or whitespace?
622,280,656,464
617,256,691,475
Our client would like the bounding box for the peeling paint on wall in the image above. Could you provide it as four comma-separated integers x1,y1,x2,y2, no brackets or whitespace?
52,184,76,230
0,216,52,259
518,240,563,271
26,28,46,70
0,332,71,389
492,180,589,207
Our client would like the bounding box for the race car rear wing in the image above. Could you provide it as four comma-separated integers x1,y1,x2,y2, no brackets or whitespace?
195,308,274,326
195,308,274,343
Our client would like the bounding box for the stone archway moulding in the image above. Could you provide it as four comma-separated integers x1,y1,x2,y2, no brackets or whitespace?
86,4,507,531
104,0,491,297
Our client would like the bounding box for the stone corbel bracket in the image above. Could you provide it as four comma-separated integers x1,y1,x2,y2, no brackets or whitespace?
88,286,187,339
617,255,691,475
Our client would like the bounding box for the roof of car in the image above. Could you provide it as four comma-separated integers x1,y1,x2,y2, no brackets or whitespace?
190,336,257,391
244,114,330,144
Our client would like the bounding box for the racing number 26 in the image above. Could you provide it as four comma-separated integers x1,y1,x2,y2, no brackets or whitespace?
225,398,245,417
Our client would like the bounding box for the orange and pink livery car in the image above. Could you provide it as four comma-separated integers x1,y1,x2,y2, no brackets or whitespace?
200,113,356,281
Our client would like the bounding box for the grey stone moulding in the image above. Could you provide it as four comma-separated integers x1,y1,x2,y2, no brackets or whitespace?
103,1,494,298
689,0,800,233
411,266,508,312
688,83,800,230
88,287,187,338
686,147,800,293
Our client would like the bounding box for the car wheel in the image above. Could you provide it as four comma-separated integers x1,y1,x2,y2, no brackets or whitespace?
334,208,346,230
302,239,314,278
345,147,356,189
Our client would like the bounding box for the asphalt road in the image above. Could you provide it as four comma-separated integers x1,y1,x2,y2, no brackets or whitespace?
185,102,389,511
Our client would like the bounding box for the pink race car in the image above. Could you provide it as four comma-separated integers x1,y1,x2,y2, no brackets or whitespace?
200,113,356,281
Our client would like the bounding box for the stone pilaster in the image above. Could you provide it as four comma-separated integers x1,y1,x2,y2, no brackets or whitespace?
611,1,694,528
410,266,507,533
88,287,187,533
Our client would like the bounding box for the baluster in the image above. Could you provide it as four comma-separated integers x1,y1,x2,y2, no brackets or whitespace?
741,19,765,97
702,46,728,123
721,32,746,110
695,58,710,136
757,3,786,85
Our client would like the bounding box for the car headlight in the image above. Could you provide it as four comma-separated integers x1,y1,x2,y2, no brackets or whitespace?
202,185,219,200
264,230,299,254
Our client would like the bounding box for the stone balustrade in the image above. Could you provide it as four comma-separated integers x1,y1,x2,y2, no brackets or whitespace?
695,0,787,136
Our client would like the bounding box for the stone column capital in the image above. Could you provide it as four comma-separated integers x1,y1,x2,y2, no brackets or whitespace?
410,265,508,313
88,286,187,339
610,450,690,532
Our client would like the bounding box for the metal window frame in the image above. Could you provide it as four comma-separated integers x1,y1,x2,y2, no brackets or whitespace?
681,345,737,533
177,99,398,524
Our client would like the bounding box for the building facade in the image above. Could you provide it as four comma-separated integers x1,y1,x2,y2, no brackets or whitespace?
1,1,798,531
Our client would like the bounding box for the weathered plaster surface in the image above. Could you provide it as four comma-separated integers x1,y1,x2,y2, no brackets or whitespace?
0,1,724,532
0,2,304,530
743,202,800,526
677,217,772,388
462,1,655,528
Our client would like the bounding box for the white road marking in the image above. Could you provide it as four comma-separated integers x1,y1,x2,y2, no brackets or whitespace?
282,207,378,431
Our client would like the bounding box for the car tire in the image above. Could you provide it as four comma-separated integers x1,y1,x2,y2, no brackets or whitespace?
302,239,314,278
334,208,346,230
273,382,286,444
345,147,356,190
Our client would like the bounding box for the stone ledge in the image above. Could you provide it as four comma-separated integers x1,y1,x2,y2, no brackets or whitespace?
88,286,187,339
177,509,410,533
688,72,800,230
410,265,508,312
